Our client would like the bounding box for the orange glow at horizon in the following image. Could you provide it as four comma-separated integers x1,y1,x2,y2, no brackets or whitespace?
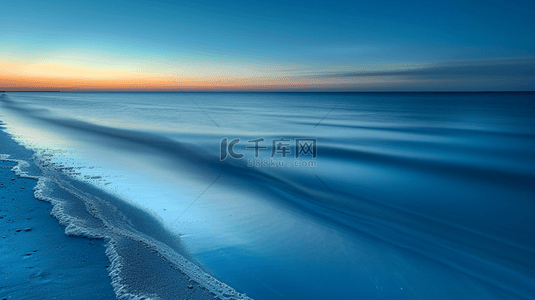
1,61,345,91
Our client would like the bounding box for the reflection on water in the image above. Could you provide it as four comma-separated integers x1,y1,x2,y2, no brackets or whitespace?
1,92,534,300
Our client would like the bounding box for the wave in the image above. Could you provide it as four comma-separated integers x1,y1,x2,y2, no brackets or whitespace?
0,152,252,300
2,92,535,299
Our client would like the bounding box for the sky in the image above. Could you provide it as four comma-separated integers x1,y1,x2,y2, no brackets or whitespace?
1,0,534,91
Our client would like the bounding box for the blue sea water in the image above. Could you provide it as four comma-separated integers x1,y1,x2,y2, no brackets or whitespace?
0,92,534,300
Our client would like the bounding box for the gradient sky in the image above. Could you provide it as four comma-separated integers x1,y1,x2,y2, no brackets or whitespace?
1,0,534,91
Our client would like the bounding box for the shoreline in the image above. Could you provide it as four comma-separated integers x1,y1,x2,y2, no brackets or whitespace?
0,121,116,299
0,116,247,300
0,162,115,299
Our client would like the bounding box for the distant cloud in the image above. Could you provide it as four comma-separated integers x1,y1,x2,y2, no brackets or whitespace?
325,58,535,79
308,58,535,91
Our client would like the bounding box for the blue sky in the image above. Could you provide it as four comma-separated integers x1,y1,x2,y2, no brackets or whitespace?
1,0,534,90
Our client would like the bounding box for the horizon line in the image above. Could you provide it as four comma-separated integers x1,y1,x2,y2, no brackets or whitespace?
2,90,534,93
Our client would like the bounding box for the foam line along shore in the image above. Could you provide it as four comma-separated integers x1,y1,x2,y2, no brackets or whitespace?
0,115,253,300
0,119,115,299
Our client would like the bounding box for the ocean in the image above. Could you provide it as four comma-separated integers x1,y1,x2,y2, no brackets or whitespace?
1,92,534,300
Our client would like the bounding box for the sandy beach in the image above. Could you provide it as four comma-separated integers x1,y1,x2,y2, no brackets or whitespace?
0,117,232,299
0,127,115,299
0,167,115,299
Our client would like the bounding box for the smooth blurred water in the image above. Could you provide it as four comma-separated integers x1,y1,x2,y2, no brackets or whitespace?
1,92,534,300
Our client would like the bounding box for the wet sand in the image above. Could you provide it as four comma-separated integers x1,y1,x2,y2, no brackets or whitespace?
0,159,115,299
1,118,230,300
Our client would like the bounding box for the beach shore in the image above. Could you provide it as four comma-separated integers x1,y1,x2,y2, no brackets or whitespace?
0,123,117,300
0,159,116,299
0,117,233,300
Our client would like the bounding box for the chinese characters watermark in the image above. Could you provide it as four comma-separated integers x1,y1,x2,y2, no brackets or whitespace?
220,137,318,167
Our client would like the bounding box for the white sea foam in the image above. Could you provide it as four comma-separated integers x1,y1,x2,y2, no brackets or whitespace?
1,153,252,300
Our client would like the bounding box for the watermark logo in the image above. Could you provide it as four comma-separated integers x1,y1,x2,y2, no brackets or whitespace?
220,137,318,167
220,138,245,160
295,138,317,159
